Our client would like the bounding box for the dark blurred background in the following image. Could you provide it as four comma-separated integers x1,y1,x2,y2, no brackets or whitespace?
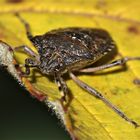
0,68,71,140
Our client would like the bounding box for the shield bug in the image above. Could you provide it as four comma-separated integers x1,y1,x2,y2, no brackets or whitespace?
14,13,140,127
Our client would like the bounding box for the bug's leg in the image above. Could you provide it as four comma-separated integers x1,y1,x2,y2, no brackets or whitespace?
16,58,38,76
69,72,139,128
80,56,140,73
14,45,39,60
22,64,30,76
15,63,30,76
54,73,69,102
15,13,33,42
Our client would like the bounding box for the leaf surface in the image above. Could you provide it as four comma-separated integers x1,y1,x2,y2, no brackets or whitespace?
0,0,140,140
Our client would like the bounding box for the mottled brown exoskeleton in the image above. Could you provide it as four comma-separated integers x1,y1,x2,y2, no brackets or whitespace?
15,13,140,127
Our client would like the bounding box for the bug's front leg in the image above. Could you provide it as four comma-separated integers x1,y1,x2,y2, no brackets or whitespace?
54,73,69,102
14,45,39,61
14,45,40,76
69,72,139,128
15,58,39,76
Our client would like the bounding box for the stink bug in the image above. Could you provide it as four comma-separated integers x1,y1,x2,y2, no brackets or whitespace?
14,13,140,127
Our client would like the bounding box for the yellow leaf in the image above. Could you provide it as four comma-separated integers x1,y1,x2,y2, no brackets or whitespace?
0,0,140,140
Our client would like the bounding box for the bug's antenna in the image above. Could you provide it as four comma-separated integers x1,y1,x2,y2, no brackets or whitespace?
15,13,33,42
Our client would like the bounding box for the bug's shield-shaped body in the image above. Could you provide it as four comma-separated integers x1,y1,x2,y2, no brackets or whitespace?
31,28,115,75
13,13,140,127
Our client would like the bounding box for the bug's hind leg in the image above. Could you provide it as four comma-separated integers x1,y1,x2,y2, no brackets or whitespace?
80,57,140,73
69,72,139,128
